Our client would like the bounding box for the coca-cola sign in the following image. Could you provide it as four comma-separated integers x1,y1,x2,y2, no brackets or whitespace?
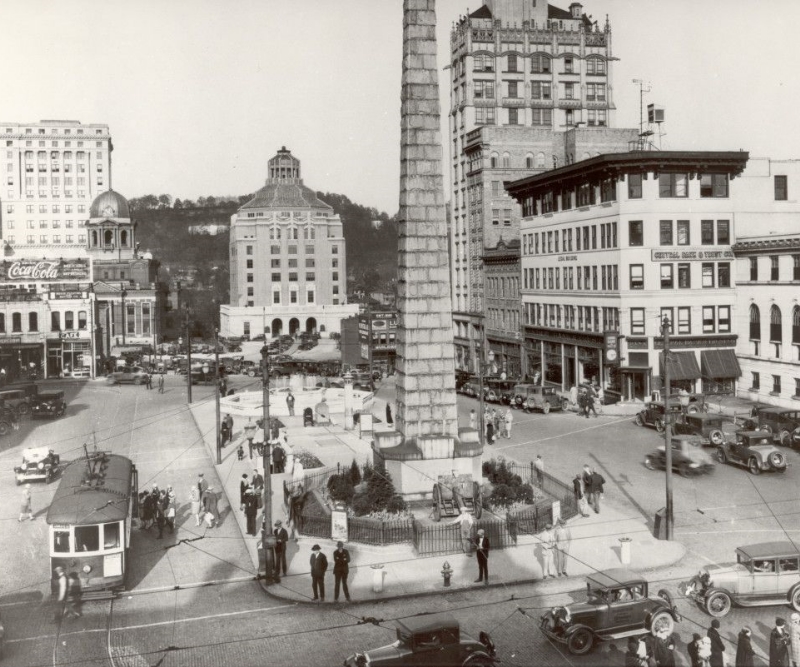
0,258,89,282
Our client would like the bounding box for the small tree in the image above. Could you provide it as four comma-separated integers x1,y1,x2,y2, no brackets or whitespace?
326,474,354,505
349,459,362,486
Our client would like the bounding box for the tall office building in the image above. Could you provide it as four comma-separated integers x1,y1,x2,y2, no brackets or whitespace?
0,120,112,259
448,1,635,375
221,147,358,339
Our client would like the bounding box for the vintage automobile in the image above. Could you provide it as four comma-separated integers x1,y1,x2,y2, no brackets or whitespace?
14,446,60,484
461,378,483,399
106,365,150,385
343,613,497,667
750,407,800,448
512,384,567,413
716,431,788,475
672,413,739,446
635,395,705,433
485,379,517,405
0,382,38,416
540,569,680,656
30,391,66,418
644,436,715,477
0,403,19,436
679,541,800,617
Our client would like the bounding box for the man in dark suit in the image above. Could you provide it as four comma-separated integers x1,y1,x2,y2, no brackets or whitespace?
474,529,490,584
309,544,328,601
333,541,351,602
273,520,289,576
770,617,790,667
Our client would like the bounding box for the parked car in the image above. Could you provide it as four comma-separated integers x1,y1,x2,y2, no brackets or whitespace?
107,366,150,385
522,385,569,414
679,541,800,617
485,379,517,404
237,360,262,377
14,446,60,484
750,407,800,448
455,370,472,393
644,435,715,477
462,378,482,399
0,384,37,416
673,413,738,446
343,612,497,667
716,431,788,475
0,404,19,436
30,391,66,419
540,569,680,655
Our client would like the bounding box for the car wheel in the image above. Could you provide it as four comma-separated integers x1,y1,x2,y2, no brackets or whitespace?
514,396,523,408
133,377,142,385
649,610,675,636
248,370,256,377
717,448,727,464
0,421,11,436
748,458,761,475
462,654,494,667
561,398,570,412
542,402,551,415
769,451,786,469
709,430,724,446
635,414,644,427
644,456,656,471
566,628,594,656
17,404,30,416
705,590,732,617
791,587,800,612
56,408,65,417
655,418,665,433
780,430,793,447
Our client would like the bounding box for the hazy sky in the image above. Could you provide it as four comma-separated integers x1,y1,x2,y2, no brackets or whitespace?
3,0,799,214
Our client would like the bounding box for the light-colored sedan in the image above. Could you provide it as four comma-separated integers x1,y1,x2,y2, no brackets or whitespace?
106,365,150,385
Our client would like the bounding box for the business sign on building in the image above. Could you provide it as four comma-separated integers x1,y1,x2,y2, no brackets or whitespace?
0,259,90,282
603,332,620,365
651,248,734,262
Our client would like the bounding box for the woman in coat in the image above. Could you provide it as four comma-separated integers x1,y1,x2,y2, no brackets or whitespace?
735,627,754,667
790,614,800,667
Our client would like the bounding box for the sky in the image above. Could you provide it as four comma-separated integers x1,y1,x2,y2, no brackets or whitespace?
3,0,800,214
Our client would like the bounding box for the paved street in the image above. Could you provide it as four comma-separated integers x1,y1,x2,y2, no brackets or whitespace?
1,376,798,666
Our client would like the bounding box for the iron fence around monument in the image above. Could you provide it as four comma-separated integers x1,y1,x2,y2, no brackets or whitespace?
412,517,517,557
507,462,579,522
348,516,414,546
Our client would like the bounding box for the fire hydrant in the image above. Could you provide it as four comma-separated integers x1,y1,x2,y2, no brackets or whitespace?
441,561,453,587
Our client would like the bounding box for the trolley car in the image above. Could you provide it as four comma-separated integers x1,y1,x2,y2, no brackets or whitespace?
45,449,137,593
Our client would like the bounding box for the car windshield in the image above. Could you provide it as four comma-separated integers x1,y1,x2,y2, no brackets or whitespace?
736,553,752,571
751,437,771,446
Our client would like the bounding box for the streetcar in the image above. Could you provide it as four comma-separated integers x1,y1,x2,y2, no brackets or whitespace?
45,448,138,594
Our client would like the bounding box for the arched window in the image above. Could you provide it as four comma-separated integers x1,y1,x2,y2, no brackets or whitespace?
120,230,128,247
793,306,800,344
536,152,545,168
28,312,38,332
502,152,511,168
91,230,98,247
770,305,782,342
749,304,760,340
526,153,534,169
490,152,498,168
104,229,114,246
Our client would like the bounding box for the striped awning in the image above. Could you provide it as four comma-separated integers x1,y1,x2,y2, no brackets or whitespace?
701,349,741,379
659,351,701,381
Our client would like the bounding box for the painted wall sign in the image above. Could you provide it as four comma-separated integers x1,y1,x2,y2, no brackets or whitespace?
651,248,734,262
0,259,90,282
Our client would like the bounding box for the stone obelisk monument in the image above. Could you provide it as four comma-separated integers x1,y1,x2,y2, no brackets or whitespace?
374,0,482,498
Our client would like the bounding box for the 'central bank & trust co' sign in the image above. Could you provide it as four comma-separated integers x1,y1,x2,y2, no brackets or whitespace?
651,248,734,262
0,259,90,282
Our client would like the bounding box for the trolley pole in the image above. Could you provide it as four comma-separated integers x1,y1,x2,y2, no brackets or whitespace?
214,328,221,465
185,309,192,404
260,345,277,583
662,315,674,541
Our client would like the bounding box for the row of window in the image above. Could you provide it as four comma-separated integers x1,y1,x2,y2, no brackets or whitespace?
6,220,81,229
475,107,606,128
485,276,520,298
0,310,88,333
748,304,800,344
246,258,318,269
472,80,606,101
750,373,800,398
748,256,800,282
12,176,99,186
7,189,89,199
524,264,619,292
4,127,104,136
6,203,85,214
630,219,730,247
523,222,618,255
629,261,731,290
5,139,104,148
5,235,85,245
630,305,731,336
15,151,102,162
486,308,520,332
468,54,607,76
524,302,620,333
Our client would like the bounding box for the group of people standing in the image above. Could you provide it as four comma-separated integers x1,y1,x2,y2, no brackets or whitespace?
469,407,513,444
308,541,352,602
574,464,606,515
138,484,177,538
569,383,601,418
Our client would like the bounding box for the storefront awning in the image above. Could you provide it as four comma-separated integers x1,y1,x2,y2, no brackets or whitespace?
659,351,701,381
701,349,741,379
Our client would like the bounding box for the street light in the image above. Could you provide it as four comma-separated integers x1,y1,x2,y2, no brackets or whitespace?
661,315,674,541
260,344,277,584
214,328,221,465
478,348,495,446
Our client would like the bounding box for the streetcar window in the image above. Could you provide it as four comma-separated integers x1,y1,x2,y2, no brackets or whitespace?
54,530,70,553
75,525,100,552
104,522,120,549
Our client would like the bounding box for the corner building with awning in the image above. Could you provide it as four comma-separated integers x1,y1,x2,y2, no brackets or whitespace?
506,150,749,402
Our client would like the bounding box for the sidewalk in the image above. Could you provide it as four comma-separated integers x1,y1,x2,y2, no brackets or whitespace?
189,390,686,604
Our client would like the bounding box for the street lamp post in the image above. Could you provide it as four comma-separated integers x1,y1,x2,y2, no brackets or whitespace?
185,309,192,404
661,315,674,541
260,345,277,583
214,328,221,465
478,347,495,446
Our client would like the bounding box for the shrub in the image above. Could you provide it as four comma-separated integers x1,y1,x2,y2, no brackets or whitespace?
349,459,362,486
351,462,403,516
386,495,407,513
326,474,355,505
351,494,374,516
490,483,517,508
362,460,374,483
294,449,323,469
516,483,534,504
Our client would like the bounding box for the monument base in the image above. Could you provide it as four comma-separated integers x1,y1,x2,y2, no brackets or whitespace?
373,430,483,501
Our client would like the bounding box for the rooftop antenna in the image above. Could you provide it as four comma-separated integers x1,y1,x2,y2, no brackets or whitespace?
630,79,665,151
632,79,652,150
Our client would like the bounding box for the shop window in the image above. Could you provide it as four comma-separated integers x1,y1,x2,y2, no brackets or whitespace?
12,312,21,332
28,312,38,332
78,311,87,330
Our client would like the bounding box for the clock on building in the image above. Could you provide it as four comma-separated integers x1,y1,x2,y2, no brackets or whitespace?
606,349,617,362
101,205,115,217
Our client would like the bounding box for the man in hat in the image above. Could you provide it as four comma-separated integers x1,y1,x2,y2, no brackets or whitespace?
243,488,259,536
554,519,571,577
53,566,67,622
197,472,208,497
286,390,295,416
771,617,790,667
333,541,351,602
309,544,328,602
449,506,476,555
273,520,289,576
539,523,556,579
473,529,490,584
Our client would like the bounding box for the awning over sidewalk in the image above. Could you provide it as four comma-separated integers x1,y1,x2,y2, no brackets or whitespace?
701,349,741,379
659,351,701,381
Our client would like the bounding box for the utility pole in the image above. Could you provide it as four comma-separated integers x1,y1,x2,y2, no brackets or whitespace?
260,345,277,583
662,315,674,540
214,328,221,465
185,308,192,404
367,301,374,389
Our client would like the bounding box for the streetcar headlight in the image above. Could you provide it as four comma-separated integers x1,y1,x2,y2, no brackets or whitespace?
37,462,44,470
82,564,92,574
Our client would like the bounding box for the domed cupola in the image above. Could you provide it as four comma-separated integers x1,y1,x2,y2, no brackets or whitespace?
89,189,130,220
